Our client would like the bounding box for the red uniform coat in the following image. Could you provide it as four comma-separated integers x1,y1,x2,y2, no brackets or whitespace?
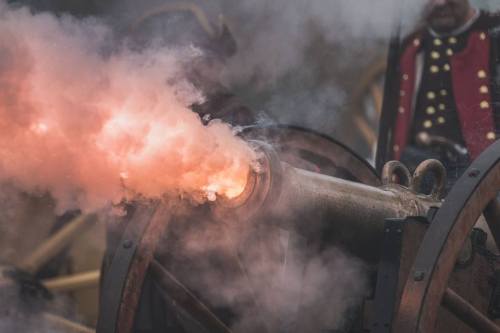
392,14,500,161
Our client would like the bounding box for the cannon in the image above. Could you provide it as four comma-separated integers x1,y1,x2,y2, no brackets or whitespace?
2,126,499,333
90,125,500,333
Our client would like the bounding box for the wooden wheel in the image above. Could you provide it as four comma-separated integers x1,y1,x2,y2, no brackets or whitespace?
395,140,500,332
0,213,100,332
347,56,387,157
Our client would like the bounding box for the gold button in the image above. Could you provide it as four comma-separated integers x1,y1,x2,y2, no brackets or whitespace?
402,74,409,81
480,85,489,94
481,101,490,109
480,32,487,40
393,144,400,152
449,37,457,44
426,106,436,115
413,39,421,47
478,70,487,79
398,107,405,114
431,51,440,59
427,91,436,100
487,132,496,140
430,65,439,73
423,120,433,128
446,48,454,56
434,38,442,46
443,64,450,71
439,103,446,111
400,90,406,97
440,89,448,96
437,116,445,124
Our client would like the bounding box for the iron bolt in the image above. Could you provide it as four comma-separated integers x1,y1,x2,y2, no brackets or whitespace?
414,271,425,281
468,169,480,178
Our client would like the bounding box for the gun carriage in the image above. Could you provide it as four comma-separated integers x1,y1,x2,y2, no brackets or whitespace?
92,126,500,333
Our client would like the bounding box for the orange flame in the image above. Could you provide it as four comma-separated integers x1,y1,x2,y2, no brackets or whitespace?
0,4,255,212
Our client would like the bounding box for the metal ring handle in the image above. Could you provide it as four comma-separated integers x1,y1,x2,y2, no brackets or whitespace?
411,159,447,199
381,161,412,187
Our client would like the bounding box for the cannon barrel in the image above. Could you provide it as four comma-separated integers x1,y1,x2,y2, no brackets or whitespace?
99,138,500,333
214,142,439,261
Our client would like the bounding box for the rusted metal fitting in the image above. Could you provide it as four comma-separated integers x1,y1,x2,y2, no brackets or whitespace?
382,161,412,188
411,159,446,199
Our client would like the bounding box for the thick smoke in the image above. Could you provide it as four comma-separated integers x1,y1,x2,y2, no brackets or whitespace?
112,0,426,86
217,0,425,88
105,0,429,145
164,217,369,332
0,1,436,332
102,1,418,330
0,286,80,333
213,0,428,142
0,1,256,213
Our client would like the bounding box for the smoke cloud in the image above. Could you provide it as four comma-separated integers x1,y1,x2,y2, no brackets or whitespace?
0,1,437,331
110,0,427,88
163,218,369,332
0,1,257,213
218,0,425,88
217,0,428,149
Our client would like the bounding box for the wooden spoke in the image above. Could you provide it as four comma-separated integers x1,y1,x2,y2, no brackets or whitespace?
18,214,97,274
42,270,100,292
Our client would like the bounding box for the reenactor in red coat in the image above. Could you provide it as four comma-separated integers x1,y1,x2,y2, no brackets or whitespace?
377,0,500,185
